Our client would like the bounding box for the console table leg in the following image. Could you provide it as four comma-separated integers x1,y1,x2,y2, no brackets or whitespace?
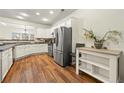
76,49,79,75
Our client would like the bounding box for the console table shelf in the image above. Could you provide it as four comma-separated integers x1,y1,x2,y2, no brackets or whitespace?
76,47,121,83
79,58,109,70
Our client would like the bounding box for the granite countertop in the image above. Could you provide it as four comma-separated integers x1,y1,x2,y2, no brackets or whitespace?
15,41,47,46
0,42,49,52
0,44,16,52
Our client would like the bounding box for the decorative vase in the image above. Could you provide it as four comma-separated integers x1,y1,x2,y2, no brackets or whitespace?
94,41,103,49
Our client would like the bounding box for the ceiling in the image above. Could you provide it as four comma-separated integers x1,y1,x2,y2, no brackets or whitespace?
0,9,76,26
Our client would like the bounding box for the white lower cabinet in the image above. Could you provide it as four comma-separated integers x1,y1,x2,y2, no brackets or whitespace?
0,44,48,82
14,45,25,58
14,44,48,59
8,49,13,69
1,48,13,81
1,51,9,80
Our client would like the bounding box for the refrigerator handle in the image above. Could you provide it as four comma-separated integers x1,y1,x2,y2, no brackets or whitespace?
56,31,58,47
61,28,64,51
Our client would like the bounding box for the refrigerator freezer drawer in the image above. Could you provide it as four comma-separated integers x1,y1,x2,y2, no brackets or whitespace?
55,51,63,66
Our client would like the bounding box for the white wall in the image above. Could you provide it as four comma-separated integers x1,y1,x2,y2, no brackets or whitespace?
69,9,124,82
53,9,124,82
72,10,124,46
0,16,50,39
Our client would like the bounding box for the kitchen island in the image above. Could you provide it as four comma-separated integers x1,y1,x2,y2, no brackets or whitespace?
14,43,48,60
0,41,48,82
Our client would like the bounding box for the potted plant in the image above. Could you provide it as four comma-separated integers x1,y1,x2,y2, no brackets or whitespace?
83,28,121,49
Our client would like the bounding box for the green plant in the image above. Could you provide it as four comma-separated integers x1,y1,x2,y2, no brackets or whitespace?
83,28,121,43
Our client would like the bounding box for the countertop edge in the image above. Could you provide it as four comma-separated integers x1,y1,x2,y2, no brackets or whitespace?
0,42,49,52
77,47,122,56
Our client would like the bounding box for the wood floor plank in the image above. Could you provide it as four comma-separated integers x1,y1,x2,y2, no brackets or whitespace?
2,54,101,83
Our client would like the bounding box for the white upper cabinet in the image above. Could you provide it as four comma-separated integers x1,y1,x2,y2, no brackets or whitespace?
25,26,35,34
0,23,25,39
0,22,36,40
36,28,53,38
64,19,72,27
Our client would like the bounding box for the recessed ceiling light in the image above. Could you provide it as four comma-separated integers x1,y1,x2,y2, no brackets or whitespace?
16,16,24,19
42,18,48,21
36,12,40,15
20,12,29,17
49,10,54,14
0,21,7,26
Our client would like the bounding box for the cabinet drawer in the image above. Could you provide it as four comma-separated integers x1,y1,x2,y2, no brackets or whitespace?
1,48,13,80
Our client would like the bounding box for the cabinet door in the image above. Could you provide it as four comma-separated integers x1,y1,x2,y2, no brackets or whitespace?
2,50,9,79
0,54,1,82
21,45,27,57
35,44,41,53
29,45,33,53
36,28,45,38
14,45,25,58
8,48,13,69
32,45,37,53
33,44,43,53
14,44,48,59
65,19,72,27
23,45,28,56
40,44,48,52
29,44,48,54
32,44,40,53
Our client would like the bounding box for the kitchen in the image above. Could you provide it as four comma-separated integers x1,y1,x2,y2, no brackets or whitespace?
0,9,123,83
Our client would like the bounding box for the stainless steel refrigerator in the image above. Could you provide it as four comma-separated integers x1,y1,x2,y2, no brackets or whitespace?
53,26,72,67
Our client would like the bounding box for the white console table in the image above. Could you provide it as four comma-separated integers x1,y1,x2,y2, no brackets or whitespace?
76,47,122,83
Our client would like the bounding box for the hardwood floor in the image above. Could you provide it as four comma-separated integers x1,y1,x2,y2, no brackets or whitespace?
2,54,101,83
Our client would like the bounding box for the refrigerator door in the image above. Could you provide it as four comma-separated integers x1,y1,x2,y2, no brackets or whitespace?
53,27,72,67
54,28,59,50
62,27,72,66
53,28,58,61
56,28,63,51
